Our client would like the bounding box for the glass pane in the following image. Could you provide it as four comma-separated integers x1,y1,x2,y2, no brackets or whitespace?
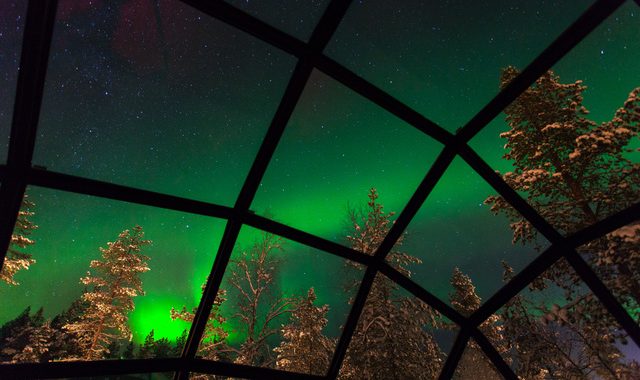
225,0,330,41
194,225,362,375
0,186,225,363
252,69,442,244
326,0,595,131
454,338,503,380
578,222,640,323
0,1,27,161
496,257,640,379
339,273,456,379
397,156,548,313
471,1,640,236
34,0,296,205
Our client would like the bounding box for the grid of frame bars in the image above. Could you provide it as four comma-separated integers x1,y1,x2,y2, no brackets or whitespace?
0,0,639,379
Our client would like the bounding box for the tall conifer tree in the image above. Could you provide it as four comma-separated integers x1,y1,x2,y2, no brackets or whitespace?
274,288,334,375
486,69,640,379
64,226,151,360
449,268,504,380
1,196,37,285
341,189,444,379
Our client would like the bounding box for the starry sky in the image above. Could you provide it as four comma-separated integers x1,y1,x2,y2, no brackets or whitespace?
0,0,639,353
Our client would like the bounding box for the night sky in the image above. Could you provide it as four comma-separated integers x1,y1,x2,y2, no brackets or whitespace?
0,0,638,352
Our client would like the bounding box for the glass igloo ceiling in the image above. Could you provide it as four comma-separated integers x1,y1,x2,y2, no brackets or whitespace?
0,0,638,379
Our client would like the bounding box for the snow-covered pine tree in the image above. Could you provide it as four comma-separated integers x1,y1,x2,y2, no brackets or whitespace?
0,307,44,362
1,195,37,285
10,322,54,363
341,188,444,380
63,226,151,360
485,68,640,378
274,288,334,375
449,268,504,380
49,298,88,360
485,68,640,317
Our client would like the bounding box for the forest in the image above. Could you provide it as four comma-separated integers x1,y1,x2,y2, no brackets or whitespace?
0,69,639,379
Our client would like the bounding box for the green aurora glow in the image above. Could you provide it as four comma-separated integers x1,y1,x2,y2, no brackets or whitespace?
0,0,638,350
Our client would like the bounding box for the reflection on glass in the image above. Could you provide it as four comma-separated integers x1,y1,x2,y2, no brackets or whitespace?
471,2,640,236
400,157,547,312
326,0,594,131
34,0,295,205
0,186,225,363
453,338,503,380
578,222,640,323
193,226,362,375
497,258,640,379
340,274,456,379
0,1,27,161
253,69,441,243
225,0,330,41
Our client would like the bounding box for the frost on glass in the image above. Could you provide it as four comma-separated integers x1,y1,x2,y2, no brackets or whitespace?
0,1,27,161
253,69,441,244
399,157,548,314
339,274,456,379
192,226,362,375
471,2,640,237
0,186,225,363
34,0,295,205
496,258,640,379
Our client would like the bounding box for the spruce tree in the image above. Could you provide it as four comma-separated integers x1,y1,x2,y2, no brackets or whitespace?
122,340,135,359
0,307,38,362
1,195,37,285
154,337,172,358
449,268,504,380
49,298,88,360
341,189,444,379
64,226,151,360
274,288,334,375
140,329,156,359
172,329,188,357
6,321,54,363
0,307,33,344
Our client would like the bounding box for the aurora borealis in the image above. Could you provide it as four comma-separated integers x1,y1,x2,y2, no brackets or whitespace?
0,0,639,355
